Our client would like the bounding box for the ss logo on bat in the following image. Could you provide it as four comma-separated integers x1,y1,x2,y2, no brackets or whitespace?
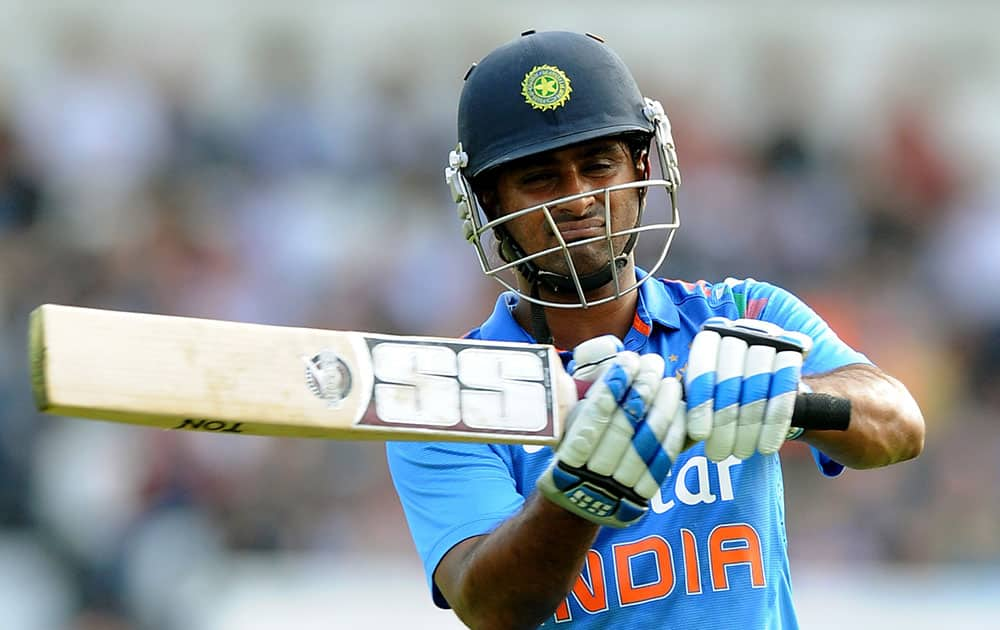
369,342,551,433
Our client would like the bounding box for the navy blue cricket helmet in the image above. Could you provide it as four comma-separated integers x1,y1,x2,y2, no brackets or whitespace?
445,30,681,310
458,30,655,178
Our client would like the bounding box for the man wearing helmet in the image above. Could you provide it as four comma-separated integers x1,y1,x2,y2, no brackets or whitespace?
387,31,924,629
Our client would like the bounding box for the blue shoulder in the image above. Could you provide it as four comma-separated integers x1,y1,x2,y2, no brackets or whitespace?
664,276,816,322
655,276,767,319
657,276,869,373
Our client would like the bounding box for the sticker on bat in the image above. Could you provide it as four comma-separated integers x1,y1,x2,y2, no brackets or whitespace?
360,339,555,435
303,350,353,407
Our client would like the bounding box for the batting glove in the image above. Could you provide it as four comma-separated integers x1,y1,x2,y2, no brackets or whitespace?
537,336,686,529
685,317,813,462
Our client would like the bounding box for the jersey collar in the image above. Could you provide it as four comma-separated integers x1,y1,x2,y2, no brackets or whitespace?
477,268,680,346
632,267,680,332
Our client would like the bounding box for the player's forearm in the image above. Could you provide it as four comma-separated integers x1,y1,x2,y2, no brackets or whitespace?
442,493,600,629
801,363,925,469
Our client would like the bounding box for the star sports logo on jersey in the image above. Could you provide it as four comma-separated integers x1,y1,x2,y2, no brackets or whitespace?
521,65,572,111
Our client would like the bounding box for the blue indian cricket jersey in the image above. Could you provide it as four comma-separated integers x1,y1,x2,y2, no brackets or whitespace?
386,273,868,628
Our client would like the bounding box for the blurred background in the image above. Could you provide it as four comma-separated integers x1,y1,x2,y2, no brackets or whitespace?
0,1,998,628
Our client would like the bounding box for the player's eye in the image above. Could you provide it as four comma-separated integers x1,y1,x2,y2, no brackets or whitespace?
584,161,615,175
518,170,556,187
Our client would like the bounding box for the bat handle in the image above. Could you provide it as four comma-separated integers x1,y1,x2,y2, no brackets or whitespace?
571,381,851,431
790,392,851,431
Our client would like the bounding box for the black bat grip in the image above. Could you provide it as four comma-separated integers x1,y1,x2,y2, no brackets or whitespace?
790,393,851,431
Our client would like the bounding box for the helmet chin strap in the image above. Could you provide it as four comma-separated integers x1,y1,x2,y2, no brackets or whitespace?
529,285,554,345
526,258,629,345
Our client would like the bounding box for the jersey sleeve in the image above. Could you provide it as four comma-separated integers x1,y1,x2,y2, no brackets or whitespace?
735,279,871,374
739,279,871,477
385,440,525,608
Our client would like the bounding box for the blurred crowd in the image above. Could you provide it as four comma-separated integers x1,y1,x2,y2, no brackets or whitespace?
0,10,998,629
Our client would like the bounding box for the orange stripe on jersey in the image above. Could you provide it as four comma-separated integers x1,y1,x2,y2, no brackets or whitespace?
554,550,608,621
708,524,766,591
613,536,675,606
632,312,652,337
680,528,703,595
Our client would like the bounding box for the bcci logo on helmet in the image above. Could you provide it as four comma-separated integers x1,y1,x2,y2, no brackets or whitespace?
521,65,572,111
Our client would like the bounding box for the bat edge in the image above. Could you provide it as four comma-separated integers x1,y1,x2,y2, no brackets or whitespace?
28,304,51,413
37,402,562,446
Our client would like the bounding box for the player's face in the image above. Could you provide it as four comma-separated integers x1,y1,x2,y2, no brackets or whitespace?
488,138,646,278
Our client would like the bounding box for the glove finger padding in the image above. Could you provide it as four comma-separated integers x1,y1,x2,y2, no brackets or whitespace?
557,352,640,469
685,329,720,442
588,353,665,477
703,336,747,462
616,376,684,500
758,349,804,454
685,317,813,462
731,344,777,460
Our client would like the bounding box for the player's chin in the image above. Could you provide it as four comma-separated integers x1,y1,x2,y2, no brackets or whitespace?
538,250,613,278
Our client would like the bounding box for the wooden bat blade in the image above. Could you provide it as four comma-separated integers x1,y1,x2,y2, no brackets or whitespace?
29,304,571,445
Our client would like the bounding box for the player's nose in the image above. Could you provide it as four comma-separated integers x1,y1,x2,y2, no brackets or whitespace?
552,172,597,217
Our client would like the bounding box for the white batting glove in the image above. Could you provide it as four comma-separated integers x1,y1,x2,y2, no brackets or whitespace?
685,317,813,462
537,336,686,528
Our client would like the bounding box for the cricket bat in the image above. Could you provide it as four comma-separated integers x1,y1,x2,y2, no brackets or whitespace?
29,304,850,445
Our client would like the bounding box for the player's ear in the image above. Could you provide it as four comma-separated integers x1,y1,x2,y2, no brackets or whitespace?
472,169,502,219
637,150,651,179
633,149,650,205
476,188,498,220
